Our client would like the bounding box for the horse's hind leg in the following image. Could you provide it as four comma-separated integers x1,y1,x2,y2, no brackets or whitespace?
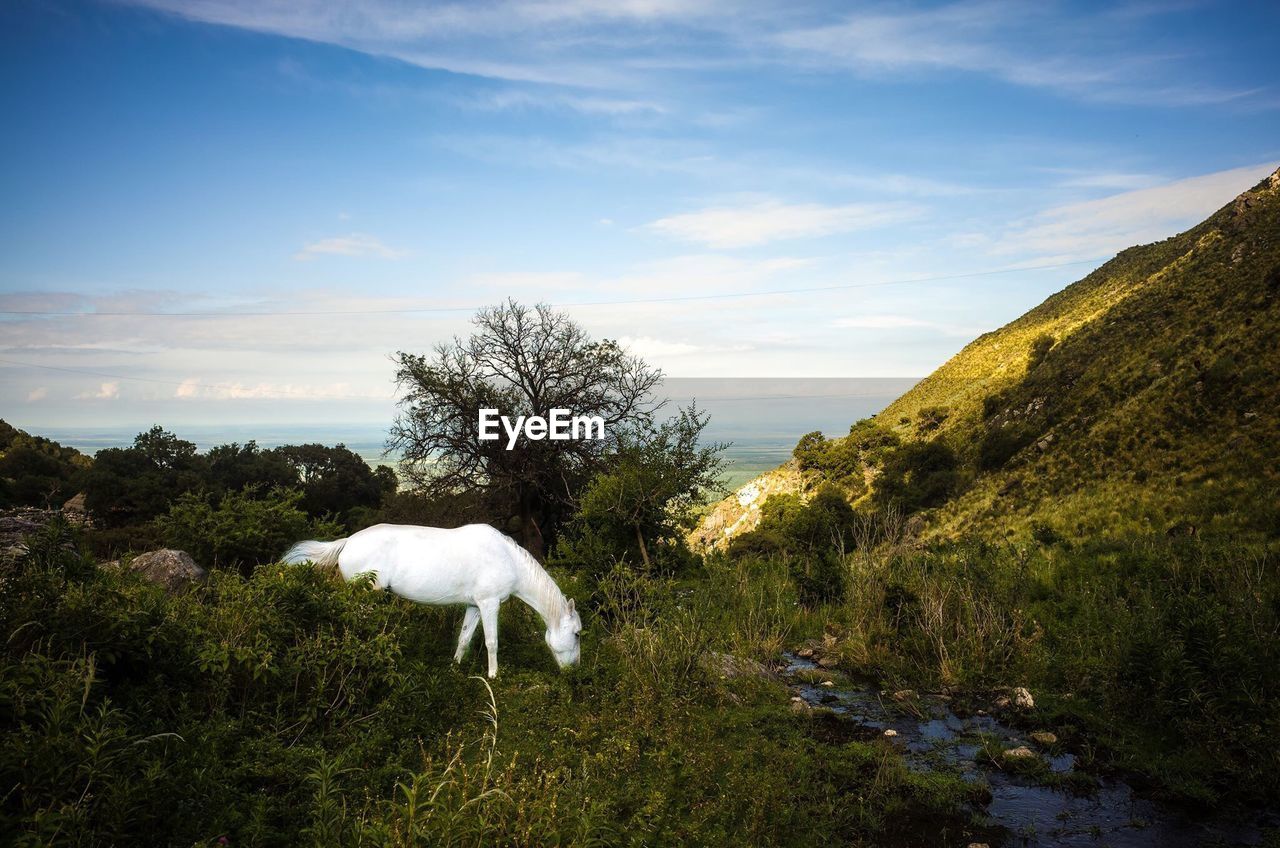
477,598,500,678
454,606,480,664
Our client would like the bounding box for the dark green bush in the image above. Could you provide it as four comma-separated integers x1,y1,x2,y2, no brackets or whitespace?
155,486,343,572
1027,333,1056,370
874,441,960,512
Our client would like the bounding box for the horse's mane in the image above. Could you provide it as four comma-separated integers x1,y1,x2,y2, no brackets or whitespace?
501,534,569,623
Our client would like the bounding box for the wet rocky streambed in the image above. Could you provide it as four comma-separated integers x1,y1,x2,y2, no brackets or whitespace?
781,653,1277,847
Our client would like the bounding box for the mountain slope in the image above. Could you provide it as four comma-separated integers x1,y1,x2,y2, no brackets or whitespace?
700,166,1280,544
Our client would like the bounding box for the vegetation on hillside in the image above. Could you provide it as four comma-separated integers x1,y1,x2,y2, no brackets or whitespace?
8,173,1280,848
0,421,89,509
1,517,986,846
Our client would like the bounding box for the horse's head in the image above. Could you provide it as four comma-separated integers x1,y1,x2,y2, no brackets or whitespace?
545,598,582,669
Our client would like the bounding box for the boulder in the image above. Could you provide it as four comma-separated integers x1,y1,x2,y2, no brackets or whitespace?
1013,687,1035,710
129,549,206,593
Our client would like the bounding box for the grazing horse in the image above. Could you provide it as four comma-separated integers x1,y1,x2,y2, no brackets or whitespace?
282,523,581,678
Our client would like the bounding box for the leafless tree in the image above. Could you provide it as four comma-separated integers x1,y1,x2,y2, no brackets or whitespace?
389,300,664,554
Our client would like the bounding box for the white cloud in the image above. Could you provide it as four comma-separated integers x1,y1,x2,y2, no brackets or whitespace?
76,382,120,400
998,162,1278,260
771,3,1264,107
618,336,702,358
645,199,920,248
172,377,384,400
114,0,1274,109
26,387,48,402
294,233,408,261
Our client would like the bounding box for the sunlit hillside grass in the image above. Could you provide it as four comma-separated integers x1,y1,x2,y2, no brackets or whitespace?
843,167,1280,541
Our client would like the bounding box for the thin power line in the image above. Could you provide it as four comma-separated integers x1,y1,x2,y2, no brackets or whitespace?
0,357,912,404
0,258,1102,317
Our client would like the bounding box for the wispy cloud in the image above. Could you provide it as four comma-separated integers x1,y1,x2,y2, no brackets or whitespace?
117,0,1275,109
294,233,408,261
996,162,1279,260
26,387,48,402
173,378,376,400
76,382,120,400
771,2,1266,107
645,198,920,248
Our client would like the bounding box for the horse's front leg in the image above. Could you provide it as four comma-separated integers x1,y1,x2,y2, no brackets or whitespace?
477,598,501,678
454,606,480,664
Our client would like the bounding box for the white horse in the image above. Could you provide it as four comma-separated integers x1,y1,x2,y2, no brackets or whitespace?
282,523,581,678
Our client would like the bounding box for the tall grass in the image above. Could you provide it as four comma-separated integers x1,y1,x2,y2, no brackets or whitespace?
1,518,978,846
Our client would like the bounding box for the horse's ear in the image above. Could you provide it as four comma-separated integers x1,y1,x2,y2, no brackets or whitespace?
567,598,576,614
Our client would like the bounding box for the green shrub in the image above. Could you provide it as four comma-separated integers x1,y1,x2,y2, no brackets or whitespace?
1027,333,1056,370
155,486,343,571
873,441,960,512
915,406,949,435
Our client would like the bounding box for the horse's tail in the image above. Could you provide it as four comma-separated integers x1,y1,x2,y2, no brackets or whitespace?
281,537,348,572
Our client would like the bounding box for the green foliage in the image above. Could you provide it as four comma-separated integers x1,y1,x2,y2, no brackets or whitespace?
81,426,208,527
272,443,389,527
915,406,949,435
0,521,979,847
790,419,899,494
0,420,89,508
206,440,297,494
731,487,854,605
155,486,344,572
866,170,1280,539
874,441,960,513
1027,333,1055,371
977,424,1035,471
554,406,724,578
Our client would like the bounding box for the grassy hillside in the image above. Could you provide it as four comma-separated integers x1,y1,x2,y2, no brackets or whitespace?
704,166,1280,544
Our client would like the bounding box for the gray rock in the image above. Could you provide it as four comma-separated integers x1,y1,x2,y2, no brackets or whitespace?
129,549,206,593
1013,687,1035,709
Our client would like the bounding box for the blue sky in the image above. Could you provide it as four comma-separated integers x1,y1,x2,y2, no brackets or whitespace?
2,0,1278,428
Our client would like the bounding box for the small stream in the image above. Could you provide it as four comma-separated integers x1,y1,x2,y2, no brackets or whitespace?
782,654,1276,847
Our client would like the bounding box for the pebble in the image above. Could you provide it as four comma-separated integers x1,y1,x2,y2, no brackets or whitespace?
883,729,899,737
821,680,835,687
1004,745,1036,759
891,689,916,702
1030,731,1058,746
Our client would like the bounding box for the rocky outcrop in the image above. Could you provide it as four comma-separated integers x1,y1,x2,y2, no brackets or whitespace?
690,462,804,550
129,549,206,593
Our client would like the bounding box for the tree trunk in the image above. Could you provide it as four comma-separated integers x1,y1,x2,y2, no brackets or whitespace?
634,524,652,569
